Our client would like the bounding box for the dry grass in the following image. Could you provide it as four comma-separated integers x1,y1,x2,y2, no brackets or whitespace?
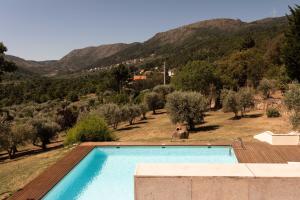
115,109,291,143
0,147,72,199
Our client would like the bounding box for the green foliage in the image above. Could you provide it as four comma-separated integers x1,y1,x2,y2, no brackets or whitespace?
266,107,280,118
258,78,275,99
218,49,265,89
0,42,17,80
172,61,218,95
0,122,30,158
98,103,122,129
121,104,141,125
284,83,300,112
139,103,148,120
65,115,113,145
290,113,300,130
284,83,300,130
238,88,255,116
143,92,162,114
283,5,300,81
153,84,175,102
166,91,208,130
30,119,60,150
67,92,79,102
56,105,78,131
240,36,256,51
221,90,240,117
111,64,130,91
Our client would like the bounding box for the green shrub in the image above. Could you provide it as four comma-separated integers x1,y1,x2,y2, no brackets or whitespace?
65,115,114,145
266,108,280,118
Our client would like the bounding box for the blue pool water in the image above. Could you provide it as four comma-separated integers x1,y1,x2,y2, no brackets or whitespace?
43,146,237,200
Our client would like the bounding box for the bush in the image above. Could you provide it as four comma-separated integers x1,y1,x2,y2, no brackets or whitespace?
266,108,280,118
166,91,208,130
290,113,300,130
65,115,113,145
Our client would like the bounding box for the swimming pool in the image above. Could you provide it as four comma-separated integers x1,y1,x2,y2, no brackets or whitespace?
43,146,237,200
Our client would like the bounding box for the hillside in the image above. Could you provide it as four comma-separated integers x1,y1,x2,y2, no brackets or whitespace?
5,16,287,76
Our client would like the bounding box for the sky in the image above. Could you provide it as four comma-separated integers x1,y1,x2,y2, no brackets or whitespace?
0,0,300,61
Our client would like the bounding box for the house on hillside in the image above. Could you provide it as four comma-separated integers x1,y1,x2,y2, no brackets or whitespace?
133,75,147,81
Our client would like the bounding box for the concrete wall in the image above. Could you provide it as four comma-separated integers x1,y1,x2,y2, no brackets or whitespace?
254,131,300,145
135,164,300,200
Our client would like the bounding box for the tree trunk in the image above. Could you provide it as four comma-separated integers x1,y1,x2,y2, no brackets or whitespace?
188,119,195,131
152,109,156,115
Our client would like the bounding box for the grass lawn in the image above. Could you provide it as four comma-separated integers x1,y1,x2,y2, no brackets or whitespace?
0,147,72,199
0,108,292,199
115,109,291,143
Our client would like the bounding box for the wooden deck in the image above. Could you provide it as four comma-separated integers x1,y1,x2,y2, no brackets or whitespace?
234,142,300,163
9,146,94,200
9,142,300,200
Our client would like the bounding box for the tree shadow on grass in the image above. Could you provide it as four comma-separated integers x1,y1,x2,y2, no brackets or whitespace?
0,143,64,162
190,125,221,133
117,126,140,131
134,121,148,125
243,113,263,118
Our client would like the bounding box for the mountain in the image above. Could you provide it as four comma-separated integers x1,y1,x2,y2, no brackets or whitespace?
5,16,288,76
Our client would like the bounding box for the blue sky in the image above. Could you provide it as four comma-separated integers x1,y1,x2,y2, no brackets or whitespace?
0,0,299,61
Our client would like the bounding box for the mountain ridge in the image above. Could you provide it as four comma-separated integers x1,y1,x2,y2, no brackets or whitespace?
5,16,287,76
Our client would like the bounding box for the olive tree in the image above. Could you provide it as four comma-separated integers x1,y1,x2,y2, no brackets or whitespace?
284,84,300,130
258,78,275,99
30,120,60,150
98,103,122,129
153,85,175,101
221,90,240,118
139,103,148,120
166,91,208,130
56,105,78,132
238,88,255,116
143,92,161,114
121,104,141,125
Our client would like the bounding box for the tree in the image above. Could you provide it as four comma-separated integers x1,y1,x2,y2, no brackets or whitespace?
143,92,161,114
67,92,79,102
65,115,113,145
139,103,148,120
237,88,255,116
283,5,300,82
284,83,300,130
111,64,130,92
121,104,141,125
240,35,255,51
0,122,30,158
0,42,17,80
217,49,264,89
153,85,175,101
166,91,208,130
258,78,275,99
56,105,78,132
30,119,60,150
172,61,218,95
221,90,240,118
98,103,122,129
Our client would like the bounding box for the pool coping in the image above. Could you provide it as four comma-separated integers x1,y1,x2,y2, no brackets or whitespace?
9,141,300,200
